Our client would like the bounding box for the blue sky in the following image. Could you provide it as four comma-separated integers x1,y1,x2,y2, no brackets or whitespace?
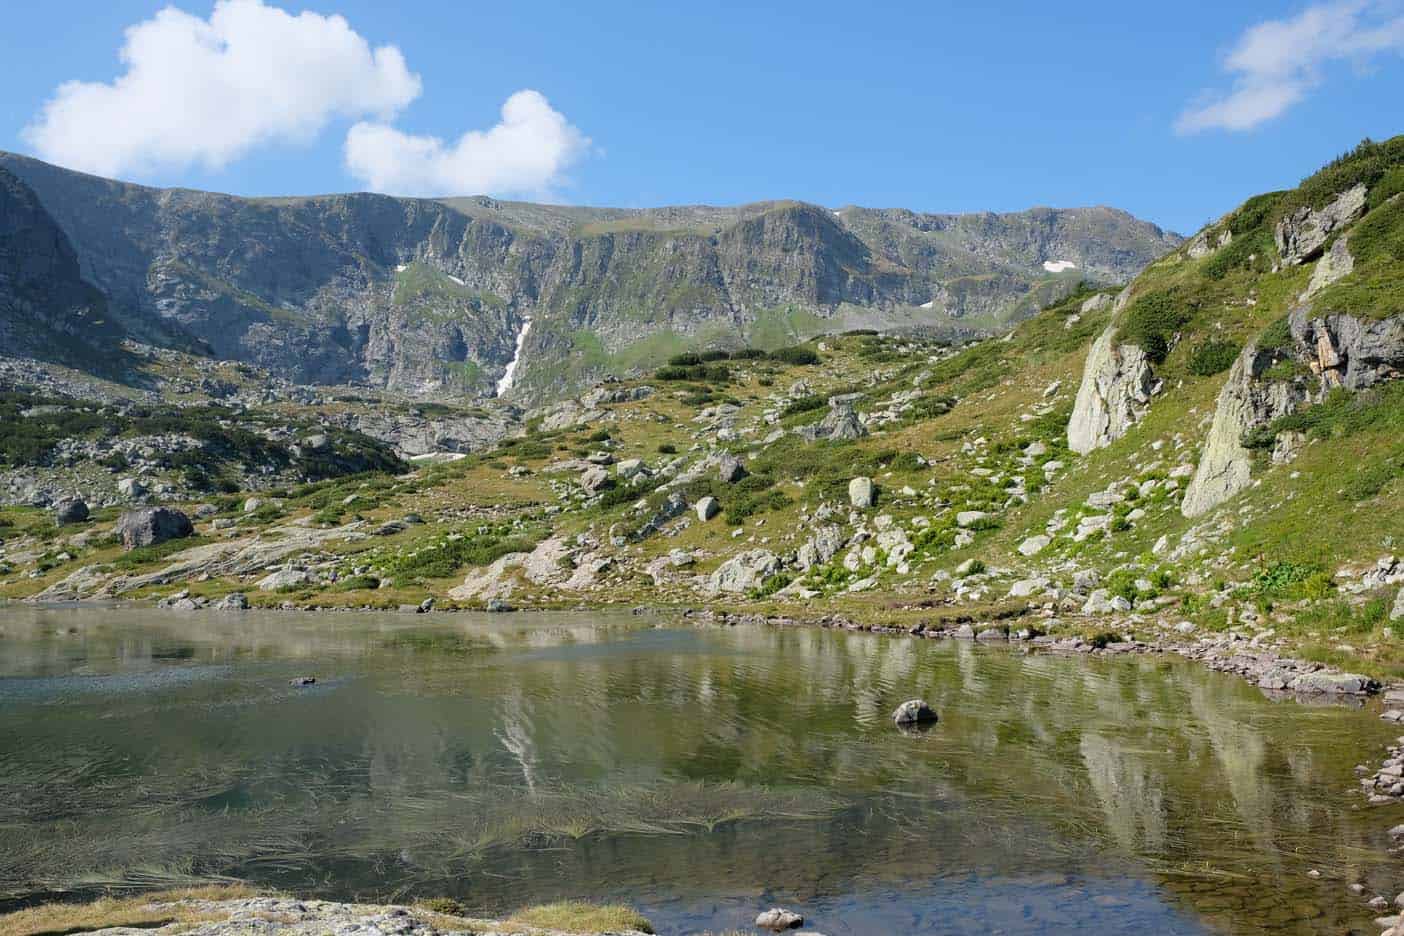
2,0,1401,234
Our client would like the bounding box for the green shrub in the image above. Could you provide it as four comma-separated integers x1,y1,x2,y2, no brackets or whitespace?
656,443,677,454
1187,339,1241,376
768,346,820,366
1118,290,1188,363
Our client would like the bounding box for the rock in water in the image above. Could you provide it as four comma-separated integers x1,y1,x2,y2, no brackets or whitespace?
53,498,88,525
755,908,805,930
892,699,937,724
215,592,249,610
1067,325,1156,454
290,676,316,686
115,507,193,550
1182,345,1306,518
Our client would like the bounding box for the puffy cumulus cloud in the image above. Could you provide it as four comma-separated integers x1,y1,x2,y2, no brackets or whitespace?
1176,1,1404,134
344,90,590,197
23,0,420,176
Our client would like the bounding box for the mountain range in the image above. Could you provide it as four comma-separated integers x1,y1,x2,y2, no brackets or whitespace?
0,152,1179,403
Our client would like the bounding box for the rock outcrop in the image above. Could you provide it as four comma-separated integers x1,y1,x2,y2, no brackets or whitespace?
1181,346,1308,518
1275,184,1368,265
1067,326,1156,454
1302,234,1354,298
1289,307,1404,391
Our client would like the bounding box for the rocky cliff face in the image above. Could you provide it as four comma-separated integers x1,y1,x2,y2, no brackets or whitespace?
0,152,1179,404
1180,346,1308,518
0,168,128,374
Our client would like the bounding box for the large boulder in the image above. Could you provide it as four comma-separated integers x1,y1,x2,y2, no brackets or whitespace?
796,525,846,570
1067,326,1156,454
1275,184,1367,265
716,453,749,483
696,495,720,521
848,477,875,508
707,550,780,594
1182,345,1307,518
115,507,193,550
53,498,89,525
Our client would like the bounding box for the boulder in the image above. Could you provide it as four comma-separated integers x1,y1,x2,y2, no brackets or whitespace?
616,458,647,479
892,699,938,725
1275,184,1367,265
1182,345,1307,518
796,525,845,570
243,497,264,514
755,908,805,931
257,568,314,591
1067,325,1156,454
696,495,720,521
1288,672,1377,695
1017,534,1050,556
716,453,749,483
215,592,250,610
708,550,780,594
1393,588,1404,622
115,507,193,550
579,465,612,493
116,477,146,498
1080,292,1112,313
53,498,89,525
848,477,875,509
955,510,988,528
1008,577,1049,598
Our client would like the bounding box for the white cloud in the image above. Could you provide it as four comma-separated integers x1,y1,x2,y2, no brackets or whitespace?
1176,0,1404,134
23,0,420,177
344,90,590,197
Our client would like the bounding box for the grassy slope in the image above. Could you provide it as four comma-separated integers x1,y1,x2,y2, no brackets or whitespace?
2,138,1401,673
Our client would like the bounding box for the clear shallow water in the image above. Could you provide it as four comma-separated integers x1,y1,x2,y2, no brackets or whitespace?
1,606,1402,934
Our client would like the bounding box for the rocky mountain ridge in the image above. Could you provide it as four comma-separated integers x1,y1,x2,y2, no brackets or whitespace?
0,151,1179,404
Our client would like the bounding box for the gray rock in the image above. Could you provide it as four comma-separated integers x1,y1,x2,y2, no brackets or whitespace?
1289,306,1404,392
115,507,193,550
1288,672,1377,695
956,510,988,528
1067,325,1156,454
1393,587,1404,622
1182,344,1307,517
1017,534,1050,556
1080,292,1112,313
485,597,515,612
579,465,612,493
892,699,938,724
257,568,313,591
215,592,249,610
53,498,88,525
116,477,146,498
616,457,646,479
1275,184,1367,264
716,453,749,483
1008,577,1049,598
708,549,780,594
756,907,805,930
849,476,875,509
696,495,720,521
1303,234,1355,298
243,497,264,514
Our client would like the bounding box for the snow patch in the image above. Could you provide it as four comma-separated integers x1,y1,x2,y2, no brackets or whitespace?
1042,260,1077,273
394,263,407,273
919,300,935,309
448,274,465,286
495,318,533,397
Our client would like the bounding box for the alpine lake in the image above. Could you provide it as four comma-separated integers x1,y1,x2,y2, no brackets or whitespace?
2,605,1402,934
